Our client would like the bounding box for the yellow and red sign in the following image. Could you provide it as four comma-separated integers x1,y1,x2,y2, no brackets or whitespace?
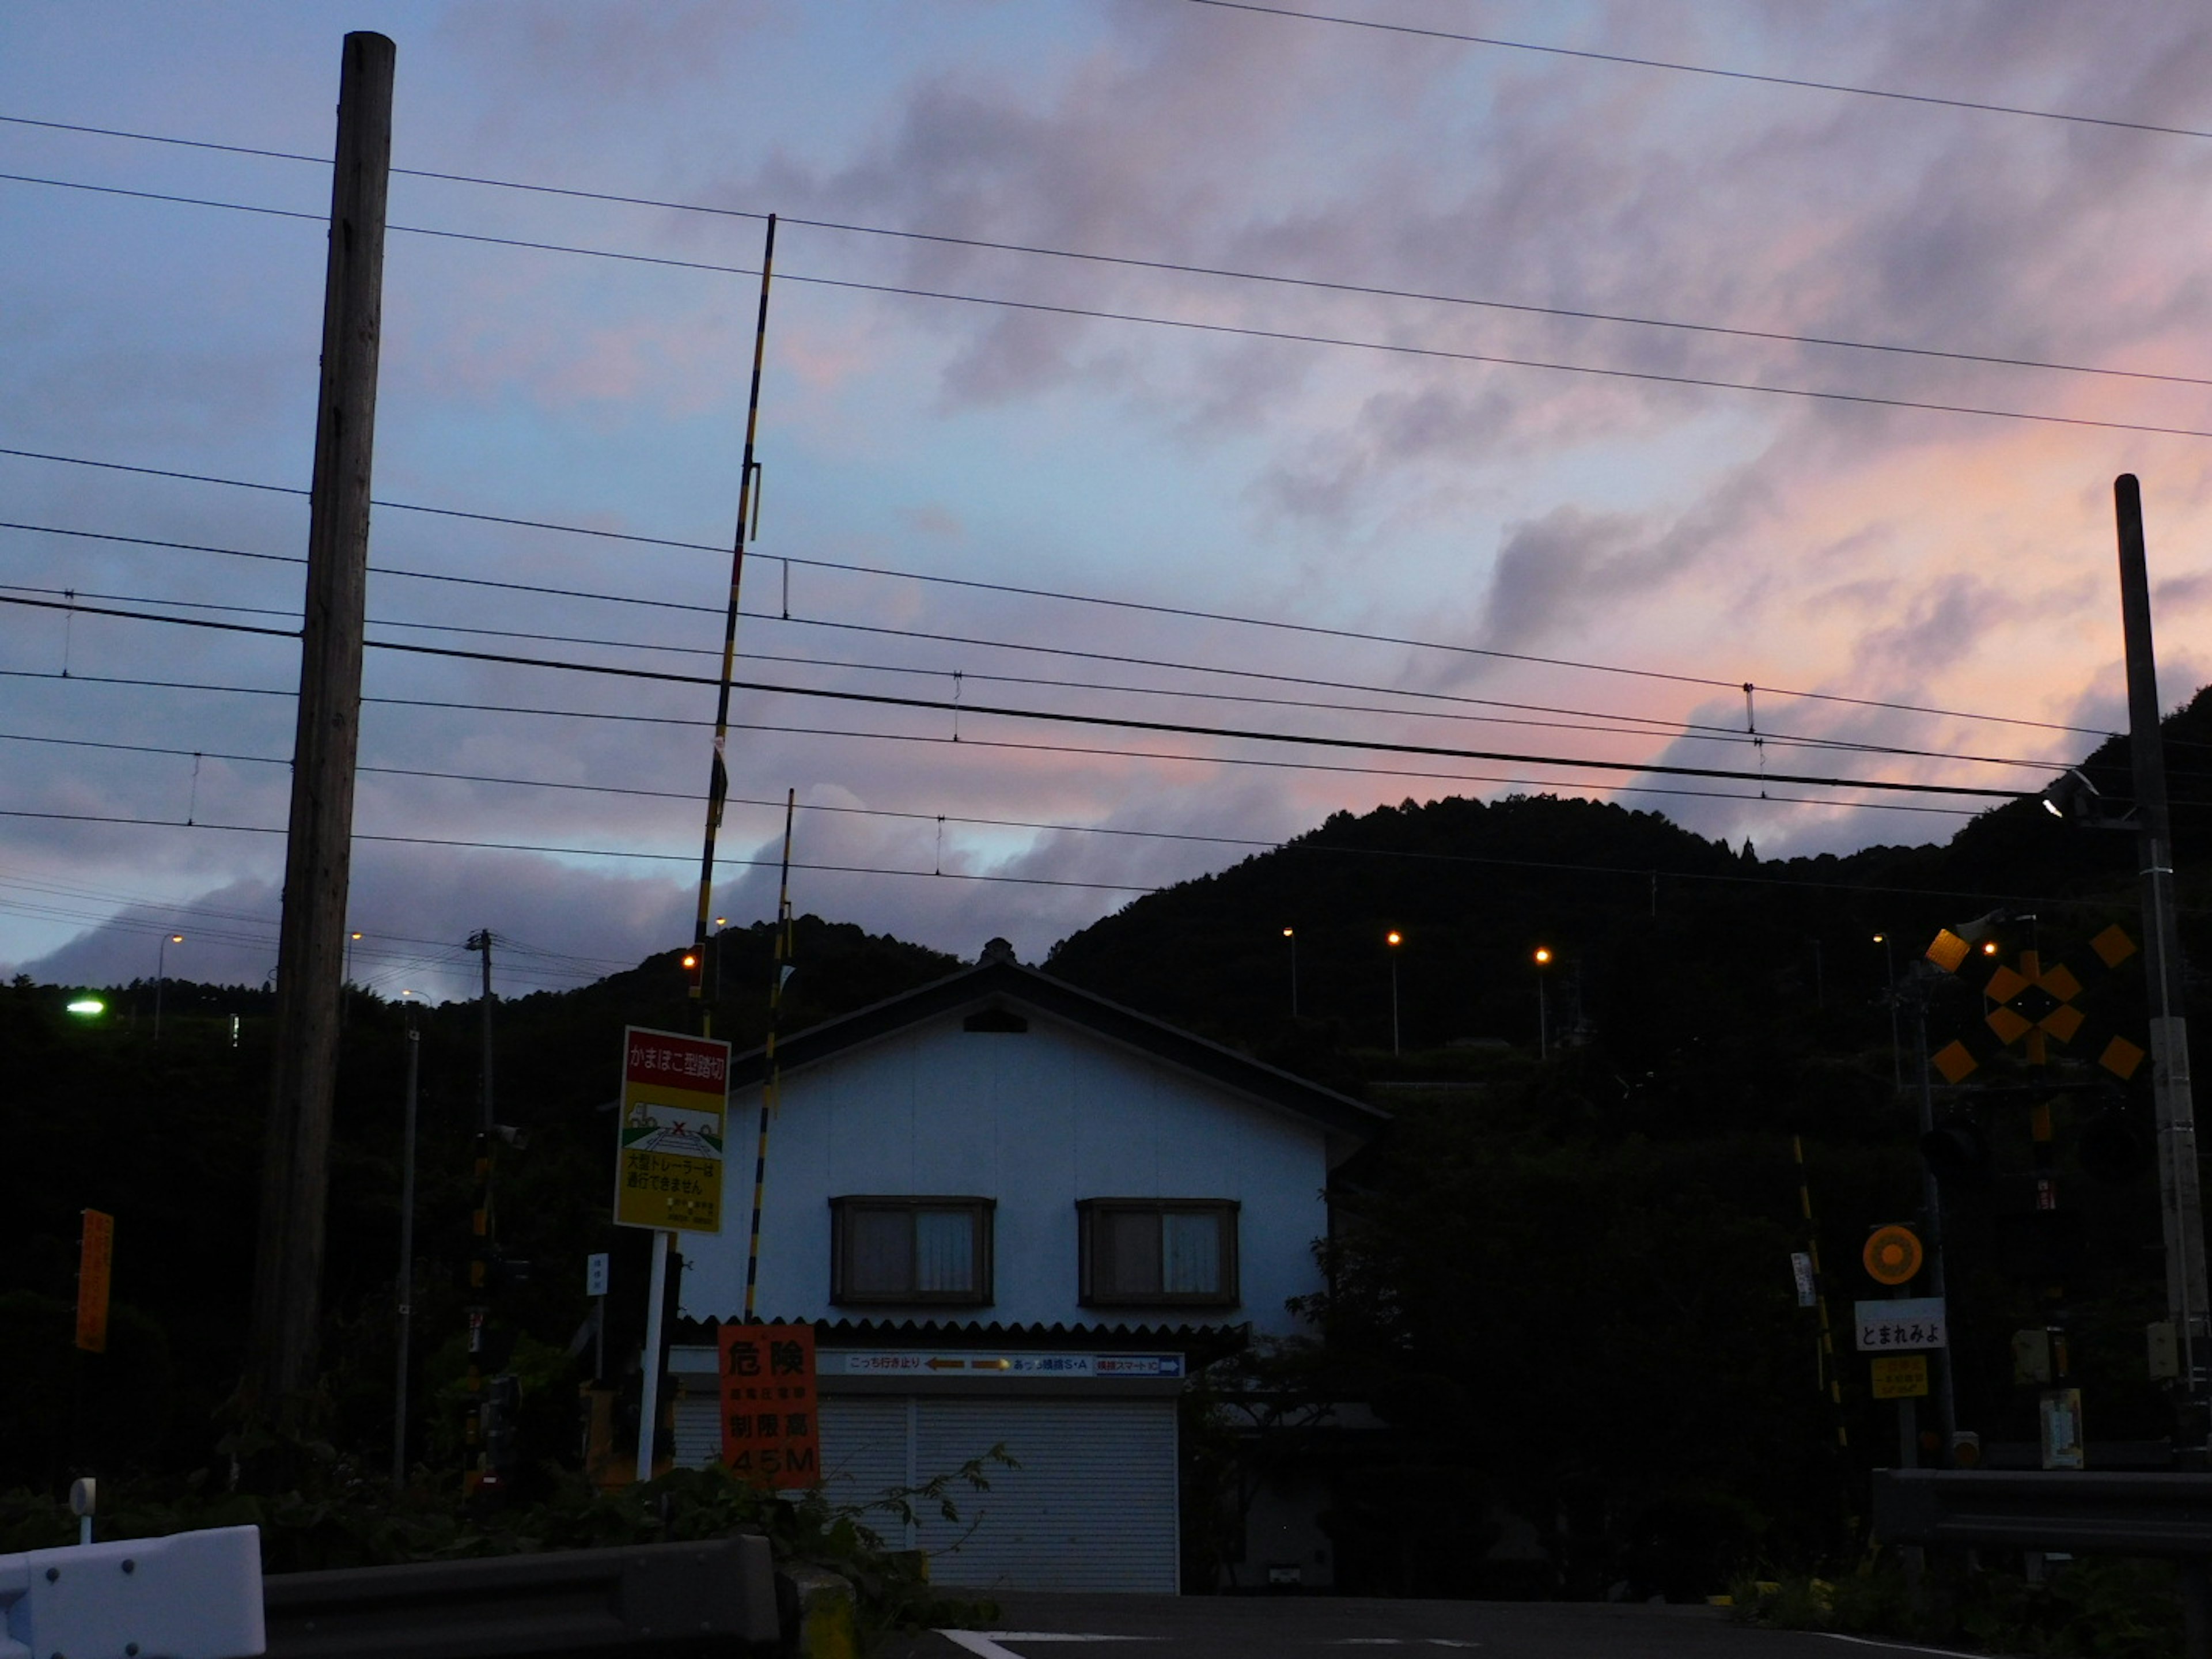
718,1322,819,1488
1870,1354,1928,1400
75,1209,113,1353
614,1026,728,1233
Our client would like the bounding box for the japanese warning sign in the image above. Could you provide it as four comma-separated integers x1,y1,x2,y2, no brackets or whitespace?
614,1026,728,1233
719,1322,820,1488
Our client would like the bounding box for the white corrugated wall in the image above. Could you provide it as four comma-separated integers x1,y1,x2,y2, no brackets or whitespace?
911,1397,1179,1593
675,1390,1181,1592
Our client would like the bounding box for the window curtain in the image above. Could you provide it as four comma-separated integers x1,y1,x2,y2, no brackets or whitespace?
1161,1210,1221,1294
914,1208,975,1292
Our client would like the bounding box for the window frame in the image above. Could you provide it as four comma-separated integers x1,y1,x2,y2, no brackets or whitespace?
1076,1198,1241,1309
828,1195,996,1308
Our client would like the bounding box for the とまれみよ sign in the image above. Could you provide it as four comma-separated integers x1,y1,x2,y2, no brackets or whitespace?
614,1027,728,1233
719,1323,819,1488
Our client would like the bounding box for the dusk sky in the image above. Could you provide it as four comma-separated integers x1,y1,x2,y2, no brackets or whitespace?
5,1,2211,1002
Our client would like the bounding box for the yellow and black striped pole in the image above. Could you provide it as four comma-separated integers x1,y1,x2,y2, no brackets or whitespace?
743,790,796,1322
689,215,777,1035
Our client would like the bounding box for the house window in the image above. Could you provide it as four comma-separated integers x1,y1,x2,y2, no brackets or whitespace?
1078,1199,1240,1308
830,1196,994,1306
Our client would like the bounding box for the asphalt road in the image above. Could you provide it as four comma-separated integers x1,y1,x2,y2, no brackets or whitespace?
879,1594,1964,1659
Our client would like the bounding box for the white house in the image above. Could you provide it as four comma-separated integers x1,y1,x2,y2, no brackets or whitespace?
667,938,1385,1593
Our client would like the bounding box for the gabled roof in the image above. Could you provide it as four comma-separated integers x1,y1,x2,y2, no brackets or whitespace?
728,955,1388,1148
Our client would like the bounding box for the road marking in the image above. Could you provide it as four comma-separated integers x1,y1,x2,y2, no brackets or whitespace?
1808,1637,1979,1657
1327,1644,1478,1650
938,1636,1149,1657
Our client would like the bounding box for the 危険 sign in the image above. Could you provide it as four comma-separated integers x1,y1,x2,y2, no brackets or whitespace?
613,1026,728,1233
719,1322,819,1488
1854,1296,1947,1351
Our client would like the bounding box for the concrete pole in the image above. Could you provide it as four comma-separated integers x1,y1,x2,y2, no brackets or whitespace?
247,31,393,1405
468,929,495,1131
636,1229,671,1483
2114,474,2211,1442
391,1010,419,1494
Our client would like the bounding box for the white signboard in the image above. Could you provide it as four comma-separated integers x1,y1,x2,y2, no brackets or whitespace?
1854,1297,1948,1351
1790,1252,1816,1309
585,1251,609,1298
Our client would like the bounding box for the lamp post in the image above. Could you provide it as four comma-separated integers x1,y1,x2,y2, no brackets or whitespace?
1386,931,1403,1056
1283,928,1298,1019
348,930,363,986
154,933,183,1041
1533,946,1552,1060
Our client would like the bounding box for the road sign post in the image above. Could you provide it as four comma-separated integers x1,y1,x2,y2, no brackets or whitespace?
614,1027,729,1483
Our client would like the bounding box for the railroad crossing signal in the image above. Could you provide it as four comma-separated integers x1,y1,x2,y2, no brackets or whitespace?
1922,924,2146,1085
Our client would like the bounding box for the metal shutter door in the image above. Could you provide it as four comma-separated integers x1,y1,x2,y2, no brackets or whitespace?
913,1397,1179,1593
820,1396,918,1548
672,1387,722,1470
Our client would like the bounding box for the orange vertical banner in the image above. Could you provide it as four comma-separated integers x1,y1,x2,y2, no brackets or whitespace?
75,1209,113,1353
718,1322,819,1488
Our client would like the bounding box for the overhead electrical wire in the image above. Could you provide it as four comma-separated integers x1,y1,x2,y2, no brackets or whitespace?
8,168,2212,446
0,517,2132,757
0,794,2170,921
0,450,2128,741
0,591,2035,800
0,572,2087,772
1171,0,2212,145
0,674,1989,821
4,112,2207,392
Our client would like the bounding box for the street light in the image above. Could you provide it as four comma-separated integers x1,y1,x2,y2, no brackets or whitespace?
349,931,363,986
155,933,184,1042
1386,931,1403,1056
1533,946,1553,1060
1282,928,1298,1019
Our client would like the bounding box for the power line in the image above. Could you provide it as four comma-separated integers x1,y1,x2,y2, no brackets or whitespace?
10,167,2212,445
0,571,2081,771
0,590,2034,798
0,676,1987,823
2,518,2125,757
0,805,1162,895
0,793,2170,921
1173,0,2212,143
6,112,2207,392
0,449,2128,740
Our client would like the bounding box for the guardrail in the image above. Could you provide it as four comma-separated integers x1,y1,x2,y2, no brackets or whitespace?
263,1536,786,1659
0,1524,266,1659
1872,1469,2212,1657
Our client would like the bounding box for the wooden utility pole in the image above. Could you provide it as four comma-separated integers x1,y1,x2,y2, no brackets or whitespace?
245,31,395,1406
2114,475,2211,1440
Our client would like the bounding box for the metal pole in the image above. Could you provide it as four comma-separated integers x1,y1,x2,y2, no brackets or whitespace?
468,930,495,1132
743,792,796,1323
635,1229,671,1483
1284,929,1297,1020
2115,474,2211,1440
247,31,394,1406
391,1008,418,1493
689,218,778,1033
1390,955,1400,1056
1912,993,1959,1452
154,933,172,1043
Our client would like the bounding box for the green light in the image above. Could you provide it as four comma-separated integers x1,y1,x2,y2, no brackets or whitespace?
66,997,105,1016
